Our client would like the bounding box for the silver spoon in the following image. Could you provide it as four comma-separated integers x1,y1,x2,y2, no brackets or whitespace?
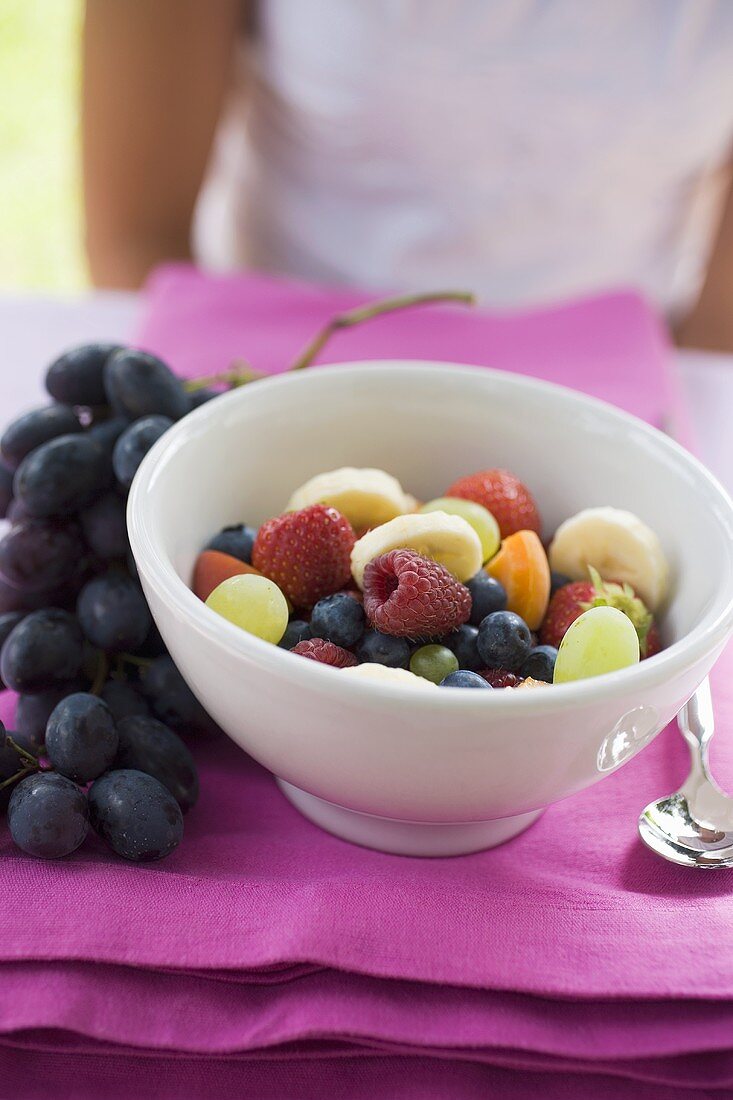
638,678,733,868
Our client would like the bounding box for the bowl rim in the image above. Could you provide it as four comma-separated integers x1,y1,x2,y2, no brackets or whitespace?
128,359,733,714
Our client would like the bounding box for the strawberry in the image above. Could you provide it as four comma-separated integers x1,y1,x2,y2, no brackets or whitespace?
540,567,659,657
252,504,355,610
445,469,541,538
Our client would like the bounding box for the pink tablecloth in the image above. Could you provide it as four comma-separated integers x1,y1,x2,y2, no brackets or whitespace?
1,266,730,1098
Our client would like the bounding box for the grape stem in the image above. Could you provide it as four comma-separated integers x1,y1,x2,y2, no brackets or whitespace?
119,653,153,669
183,364,262,392
0,765,36,792
5,736,39,769
188,289,476,392
89,650,109,696
287,289,476,372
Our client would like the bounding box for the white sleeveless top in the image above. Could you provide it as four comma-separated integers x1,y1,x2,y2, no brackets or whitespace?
194,1,733,316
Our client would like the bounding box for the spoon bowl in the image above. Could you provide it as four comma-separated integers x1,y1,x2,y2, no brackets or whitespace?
639,680,733,868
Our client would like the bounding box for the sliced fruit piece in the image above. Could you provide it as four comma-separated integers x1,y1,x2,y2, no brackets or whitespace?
350,511,482,589
342,663,438,688
548,507,669,612
286,467,412,530
553,605,640,684
193,549,262,603
419,496,500,562
485,530,550,631
515,677,550,690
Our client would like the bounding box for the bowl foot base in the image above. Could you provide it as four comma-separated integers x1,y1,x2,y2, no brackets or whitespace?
276,779,544,857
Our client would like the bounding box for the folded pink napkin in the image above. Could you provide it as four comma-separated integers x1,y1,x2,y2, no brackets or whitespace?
1,266,729,1098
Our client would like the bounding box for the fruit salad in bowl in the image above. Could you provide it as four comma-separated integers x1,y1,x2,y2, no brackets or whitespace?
192,464,669,694
128,361,733,856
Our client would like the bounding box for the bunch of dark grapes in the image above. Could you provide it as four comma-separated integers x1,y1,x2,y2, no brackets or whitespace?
0,345,217,861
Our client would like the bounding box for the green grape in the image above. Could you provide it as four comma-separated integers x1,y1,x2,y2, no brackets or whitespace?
420,497,500,562
410,644,459,684
553,606,640,684
205,574,289,644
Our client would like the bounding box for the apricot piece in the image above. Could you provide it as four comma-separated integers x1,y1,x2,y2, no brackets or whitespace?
486,530,550,631
193,550,262,603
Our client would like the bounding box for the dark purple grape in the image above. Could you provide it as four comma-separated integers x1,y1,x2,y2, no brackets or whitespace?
89,769,183,861
1,405,82,470
79,491,128,561
126,545,138,580
0,737,23,813
46,692,118,783
45,343,121,407
14,681,85,756
100,679,150,723
0,612,25,687
137,621,167,659
1,609,84,694
8,772,89,858
87,416,128,458
187,387,218,410
115,715,199,812
104,349,188,421
76,572,151,653
140,656,214,734
206,523,256,564
13,434,111,517
112,415,172,490
6,496,30,524
0,518,84,591
0,462,14,519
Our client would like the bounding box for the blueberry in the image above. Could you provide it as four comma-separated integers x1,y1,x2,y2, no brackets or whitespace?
279,619,312,650
467,573,507,626
550,571,572,596
441,624,482,671
440,670,492,689
310,593,365,648
356,630,410,668
520,645,558,683
476,611,532,672
206,523,257,564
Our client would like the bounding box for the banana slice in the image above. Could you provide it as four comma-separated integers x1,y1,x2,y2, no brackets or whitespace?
286,467,412,530
342,663,438,688
548,506,669,611
350,511,483,589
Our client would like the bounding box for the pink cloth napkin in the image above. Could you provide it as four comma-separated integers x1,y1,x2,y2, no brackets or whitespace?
1,265,730,1098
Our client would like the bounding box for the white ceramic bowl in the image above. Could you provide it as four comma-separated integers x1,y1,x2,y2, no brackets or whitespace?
128,362,733,856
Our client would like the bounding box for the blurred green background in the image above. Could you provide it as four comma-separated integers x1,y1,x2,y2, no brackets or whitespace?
1,0,87,291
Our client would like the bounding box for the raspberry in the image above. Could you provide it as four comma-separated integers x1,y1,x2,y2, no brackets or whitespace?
445,469,541,538
252,504,355,610
479,669,523,688
291,639,357,668
363,549,471,638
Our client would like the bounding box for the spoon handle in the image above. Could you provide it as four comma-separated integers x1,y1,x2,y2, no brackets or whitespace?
678,679,714,778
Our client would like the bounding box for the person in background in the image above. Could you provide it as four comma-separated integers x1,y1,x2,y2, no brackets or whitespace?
83,1,733,350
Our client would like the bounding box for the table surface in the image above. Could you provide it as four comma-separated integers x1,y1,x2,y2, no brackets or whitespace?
1,291,731,492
